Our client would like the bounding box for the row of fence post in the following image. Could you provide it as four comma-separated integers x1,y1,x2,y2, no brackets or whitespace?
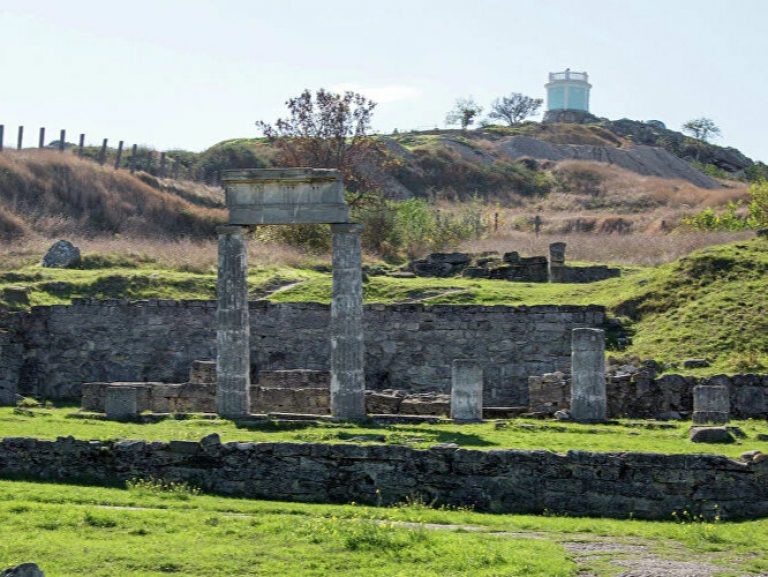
0,124,196,182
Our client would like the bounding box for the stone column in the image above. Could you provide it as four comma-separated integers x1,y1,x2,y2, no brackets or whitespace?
692,384,730,424
570,328,606,422
549,242,566,283
330,223,366,420
451,360,483,422
216,225,251,417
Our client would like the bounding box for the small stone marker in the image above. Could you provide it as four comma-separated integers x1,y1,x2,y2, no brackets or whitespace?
104,385,140,420
570,328,606,422
689,426,735,444
548,242,566,283
41,240,80,268
692,384,730,425
450,359,483,422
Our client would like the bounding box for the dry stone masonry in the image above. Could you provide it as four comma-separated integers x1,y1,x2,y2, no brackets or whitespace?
2,300,603,407
1,436,766,520
529,367,768,419
409,242,620,284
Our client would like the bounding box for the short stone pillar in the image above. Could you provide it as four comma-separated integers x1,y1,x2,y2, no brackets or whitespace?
330,223,366,420
105,386,140,420
451,359,483,422
692,384,730,424
216,225,251,417
549,242,566,283
570,328,606,422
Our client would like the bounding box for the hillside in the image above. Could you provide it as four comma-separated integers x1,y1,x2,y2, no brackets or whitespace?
189,120,757,206
1,237,765,373
0,150,225,240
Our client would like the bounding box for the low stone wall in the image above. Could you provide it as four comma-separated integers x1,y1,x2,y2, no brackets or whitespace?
529,370,768,419
0,436,766,520
561,266,621,284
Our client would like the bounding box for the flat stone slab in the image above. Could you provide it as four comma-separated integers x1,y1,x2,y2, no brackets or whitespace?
223,168,350,225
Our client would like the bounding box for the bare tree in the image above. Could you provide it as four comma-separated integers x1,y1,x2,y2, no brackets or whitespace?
488,93,543,126
445,97,483,130
682,117,721,142
256,88,381,195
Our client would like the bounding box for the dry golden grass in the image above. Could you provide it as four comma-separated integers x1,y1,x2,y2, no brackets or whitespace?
0,235,315,272
0,150,225,240
458,230,754,266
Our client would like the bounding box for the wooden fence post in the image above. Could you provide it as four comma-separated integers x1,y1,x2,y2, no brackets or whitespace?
17,126,24,150
98,138,108,165
59,130,66,152
159,152,166,177
114,141,124,169
78,134,85,157
130,144,138,173
0,125,4,151
39,127,46,149
172,159,180,180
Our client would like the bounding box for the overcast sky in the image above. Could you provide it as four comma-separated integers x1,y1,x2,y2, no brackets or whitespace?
2,0,766,161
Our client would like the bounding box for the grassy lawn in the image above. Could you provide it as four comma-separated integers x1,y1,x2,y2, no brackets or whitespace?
2,407,767,458
1,479,768,576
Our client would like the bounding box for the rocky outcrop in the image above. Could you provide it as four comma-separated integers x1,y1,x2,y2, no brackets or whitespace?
498,136,722,189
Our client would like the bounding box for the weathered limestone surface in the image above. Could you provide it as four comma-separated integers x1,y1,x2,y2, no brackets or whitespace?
7,301,604,406
104,385,142,420
223,168,349,225
530,368,768,419
548,242,566,283
330,224,366,420
216,225,251,417
693,384,730,425
570,328,606,422
1,437,766,520
450,360,483,421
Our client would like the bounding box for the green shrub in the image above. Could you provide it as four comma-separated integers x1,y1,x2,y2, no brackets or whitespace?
682,180,768,231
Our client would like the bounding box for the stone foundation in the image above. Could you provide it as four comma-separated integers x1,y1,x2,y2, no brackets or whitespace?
529,369,768,419
1,436,766,520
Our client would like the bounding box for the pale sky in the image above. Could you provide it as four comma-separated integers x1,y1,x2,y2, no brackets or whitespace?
2,0,766,161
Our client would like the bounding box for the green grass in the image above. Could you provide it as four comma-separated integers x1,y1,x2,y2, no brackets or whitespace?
0,480,576,577
2,407,767,458
1,238,766,373
2,479,768,576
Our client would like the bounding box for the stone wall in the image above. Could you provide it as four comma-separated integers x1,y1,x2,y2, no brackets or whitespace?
0,436,766,520
4,300,604,406
0,329,22,405
529,370,768,419
561,266,621,284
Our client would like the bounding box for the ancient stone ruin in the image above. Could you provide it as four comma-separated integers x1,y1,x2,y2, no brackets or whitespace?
217,168,365,419
409,242,621,283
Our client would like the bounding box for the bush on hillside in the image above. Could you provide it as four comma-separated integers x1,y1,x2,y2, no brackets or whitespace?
682,180,768,231
192,140,273,182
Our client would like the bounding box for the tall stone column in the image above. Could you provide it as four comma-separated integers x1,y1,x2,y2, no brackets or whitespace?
570,328,606,422
451,359,483,422
549,242,566,283
330,223,365,420
216,225,251,417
